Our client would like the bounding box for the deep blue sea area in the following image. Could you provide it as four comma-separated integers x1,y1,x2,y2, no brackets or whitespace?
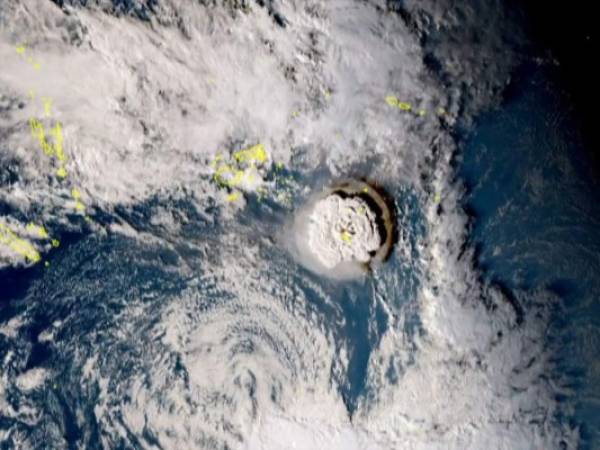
459,68,600,449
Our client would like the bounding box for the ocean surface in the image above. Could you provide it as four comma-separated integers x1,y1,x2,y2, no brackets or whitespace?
459,67,600,449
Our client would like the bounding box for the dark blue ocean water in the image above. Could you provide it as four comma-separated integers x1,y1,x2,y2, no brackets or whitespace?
459,68,600,449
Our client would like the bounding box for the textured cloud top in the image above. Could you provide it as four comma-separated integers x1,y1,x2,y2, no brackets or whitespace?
307,193,380,268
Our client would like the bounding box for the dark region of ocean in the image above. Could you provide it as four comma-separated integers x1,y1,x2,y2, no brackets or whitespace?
460,65,600,449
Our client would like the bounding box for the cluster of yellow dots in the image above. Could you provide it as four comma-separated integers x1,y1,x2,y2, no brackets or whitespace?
27,118,91,218
21,46,91,219
0,222,42,264
210,144,295,206
0,221,62,267
385,96,445,204
15,44,41,71
340,230,353,243
385,95,453,119
211,143,268,201
0,45,94,268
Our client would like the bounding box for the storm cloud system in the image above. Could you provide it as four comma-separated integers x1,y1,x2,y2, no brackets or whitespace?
1,1,598,449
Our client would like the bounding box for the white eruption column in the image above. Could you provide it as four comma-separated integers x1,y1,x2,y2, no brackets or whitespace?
291,179,394,279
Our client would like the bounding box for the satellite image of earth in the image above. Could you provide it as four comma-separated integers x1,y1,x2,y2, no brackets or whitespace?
0,1,598,449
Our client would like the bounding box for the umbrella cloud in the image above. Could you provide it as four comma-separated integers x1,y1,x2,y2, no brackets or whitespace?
291,179,395,279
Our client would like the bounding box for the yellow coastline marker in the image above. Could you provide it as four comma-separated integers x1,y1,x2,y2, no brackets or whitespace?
15,44,41,70
9,44,94,267
385,95,399,107
211,145,295,207
30,99,88,210
29,119,53,156
71,188,87,212
212,144,268,189
386,95,413,112
226,192,240,202
0,222,41,263
29,119,65,161
233,144,267,164
386,94,456,121
42,97,52,117
213,164,246,188
51,123,65,162
26,223,49,239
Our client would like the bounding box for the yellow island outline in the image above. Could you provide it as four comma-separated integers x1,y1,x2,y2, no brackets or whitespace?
0,222,41,263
